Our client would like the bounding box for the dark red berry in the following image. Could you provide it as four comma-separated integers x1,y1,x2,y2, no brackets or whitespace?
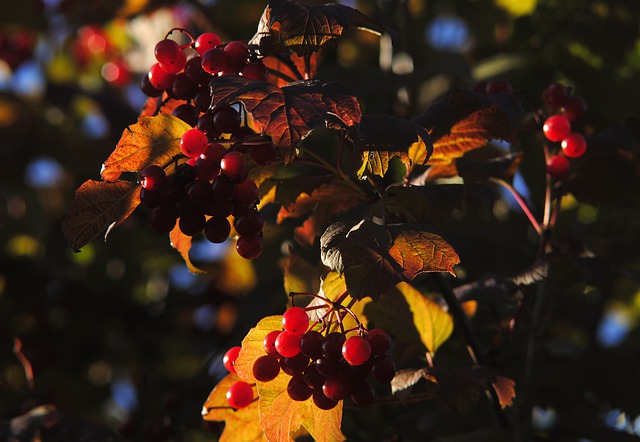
213,106,242,134
300,331,324,360
547,155,571,179
141,164,166,190
484,78,513,95
154,39,181,65
370,355,396,383
366,329,392,355
288,374,313,401
561,95,587,121
240,62,268,81
312,389,339,410
220,151,248,182
542,82,569,109
253,355,280,382
201,48,227,75
204,216,231,243
322,332,346,360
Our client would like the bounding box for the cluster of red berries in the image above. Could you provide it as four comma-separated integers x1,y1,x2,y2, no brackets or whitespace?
138,30,279,259
222,308,396,411
541,82,588,180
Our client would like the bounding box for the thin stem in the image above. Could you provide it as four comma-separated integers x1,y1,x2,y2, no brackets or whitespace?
488,178,543,236
12,337,34,390
433,273,512,432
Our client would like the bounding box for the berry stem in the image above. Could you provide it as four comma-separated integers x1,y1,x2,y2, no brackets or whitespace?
164,28,195,46
12,337,34,390
488,178,542,236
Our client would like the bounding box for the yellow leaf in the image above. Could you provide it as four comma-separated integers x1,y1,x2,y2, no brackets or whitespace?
234,316,346,442
202,373,266,442
495,0,537,17
396,282,453,355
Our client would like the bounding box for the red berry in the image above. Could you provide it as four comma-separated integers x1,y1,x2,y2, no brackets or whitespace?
322,375,350,401
542,82,569,109
546,155,571,180
236,234,263,259
275,330,302,358
542,115,571,142
213,106,242,134
484,78,513,95
201,48,227,75
281,353,311,375
288,374,313,401
140,164,166,190
282,307,310,335
253,355,281,382
322,332,346,360
342,336,372,366
370,354,396,383
234,179,259,205
366,328,392,355
148,63,175,90
561,132,587,158
154,39,181,65
240,62,268,81
204,216,231,243
561,95,587,121
264,330,281,357
226,381,254,409
312,389,339,410
220,151,248,181
300,330,324,360
181,129,208,157
195,33,222,56
223,41,250,67
223,346,241,374
160,49,186,74
234,210,263,236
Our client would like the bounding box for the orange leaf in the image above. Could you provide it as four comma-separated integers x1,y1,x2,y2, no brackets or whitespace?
321,220,460,300
101,113,191,182
62,180,140,251
492,375,516,409
210,75,361,163
169,225,205,274
202,373,265,442
234,316,345,442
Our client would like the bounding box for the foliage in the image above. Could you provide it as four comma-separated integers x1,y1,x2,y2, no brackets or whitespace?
2,0,640,441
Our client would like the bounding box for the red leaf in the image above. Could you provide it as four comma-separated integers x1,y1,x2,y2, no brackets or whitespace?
210,75,361,163
62,180,141,251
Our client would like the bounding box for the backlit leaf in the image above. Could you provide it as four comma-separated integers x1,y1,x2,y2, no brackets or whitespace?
370,183,495,225
101,113,190,182
283,247,322,295
169,225,205,274
234,316,345,442
262,51,319,87
62,180,141,251
202,373,265,442
353,115,433,179
210,75,361,163
413,90,522,173
390,368,429,395
250,0,387,55
320,219,460,300
492,376,516,409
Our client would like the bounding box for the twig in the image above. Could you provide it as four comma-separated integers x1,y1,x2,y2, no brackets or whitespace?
12,337,34,390
488,177,542,236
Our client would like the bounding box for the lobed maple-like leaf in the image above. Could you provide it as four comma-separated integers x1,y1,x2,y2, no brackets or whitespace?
261,51,319,87
363,282,453,354
412,89,522,176
101,113,190,182
425,151,523,183
62,180,141,251
352,114,433,179
249,0,387,55
202,373,265,442
234,316,345,442
169,224,206,274
210,75,361,163
369,183,495,225
320,219,460,300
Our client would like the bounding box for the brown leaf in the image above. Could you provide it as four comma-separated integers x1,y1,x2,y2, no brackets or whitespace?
250,0,387,55
370,183,496,225
202,373,265,442
262,52,319,87
101,113,191,182
210,75,361,163
353,115,433,179
320,219,460,300
390,368,428,395
62,180,141,251
413,90,522,173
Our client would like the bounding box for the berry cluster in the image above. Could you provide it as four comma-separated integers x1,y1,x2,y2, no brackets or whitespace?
138,30,279,259
254,307,395,409
541,82,588,180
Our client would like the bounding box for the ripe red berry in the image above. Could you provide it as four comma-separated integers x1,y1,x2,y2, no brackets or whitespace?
282,307,310,335
223,346,241,374
140,164,166,190
322,332,346,360
561,95,587,121
300,330,324,360
154,39,181,65
148,63,175,90
366,328,392,355
240,62,268,81
561,132,587,158
275,330,302,358
312,389,339,410
234,210,263,236
195,32,222,56
159,49,186,74
180,129,208,157
234,179,259,205
546,155,571,180
264,330,281,357
213,106,242,134
201,48,227,75
204,216,231,243
223,41,250,67
542,82,569,109
220,151,248,181
252,355,280,382
370,354,396,383
226,381,254,409
342,336,372,366
288,374,313,401
542,115,571,142
236,234,263,259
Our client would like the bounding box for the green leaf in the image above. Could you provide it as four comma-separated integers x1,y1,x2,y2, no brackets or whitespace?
62,180,141,251
320,219,460,300
101,113,190,182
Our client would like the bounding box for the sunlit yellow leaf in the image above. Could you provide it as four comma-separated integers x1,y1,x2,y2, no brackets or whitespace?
202,373,266,442
495,0,537,17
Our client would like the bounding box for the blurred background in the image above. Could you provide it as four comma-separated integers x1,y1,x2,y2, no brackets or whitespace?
1,0,639,440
